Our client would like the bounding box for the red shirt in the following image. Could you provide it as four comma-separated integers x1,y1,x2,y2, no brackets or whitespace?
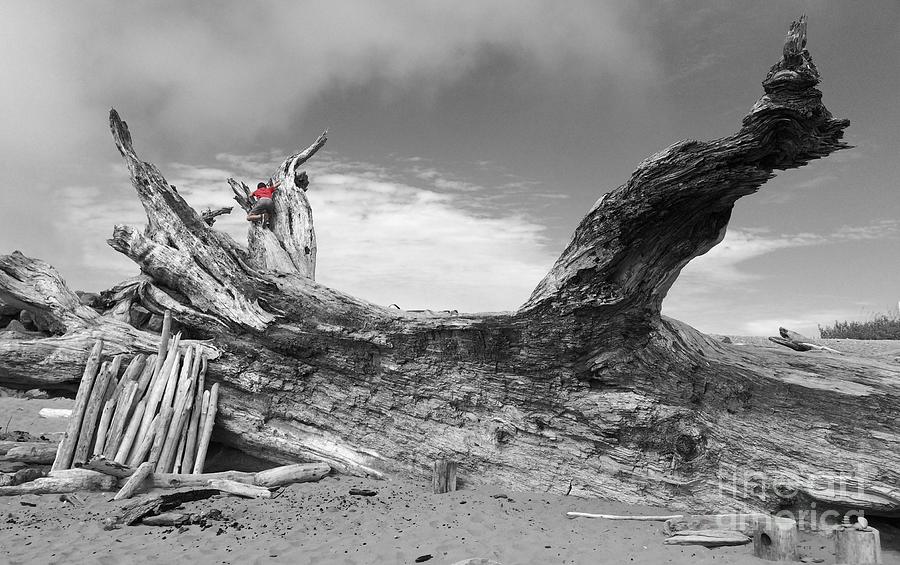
252,186,277,199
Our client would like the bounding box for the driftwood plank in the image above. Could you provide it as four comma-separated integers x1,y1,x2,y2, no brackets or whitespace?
665,529,751,547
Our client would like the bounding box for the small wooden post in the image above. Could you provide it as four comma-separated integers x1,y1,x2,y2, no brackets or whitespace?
432,459,457,494
752,516,798,561
835,527,882,565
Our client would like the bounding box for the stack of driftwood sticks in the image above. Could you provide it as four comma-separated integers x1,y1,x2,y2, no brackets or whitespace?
52,311,219,475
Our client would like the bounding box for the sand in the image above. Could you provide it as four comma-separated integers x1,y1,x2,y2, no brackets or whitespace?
0,469,846,565
2,340,900,564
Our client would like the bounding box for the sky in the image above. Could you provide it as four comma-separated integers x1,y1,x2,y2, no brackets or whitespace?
1,1,899,336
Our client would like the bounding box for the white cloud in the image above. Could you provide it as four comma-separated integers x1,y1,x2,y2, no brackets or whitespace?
305,159,557,311
52,153,558,312
664,221,900,335
671,221,900,292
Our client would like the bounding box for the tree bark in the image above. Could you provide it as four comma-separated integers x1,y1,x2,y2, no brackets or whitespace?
3,18,896,519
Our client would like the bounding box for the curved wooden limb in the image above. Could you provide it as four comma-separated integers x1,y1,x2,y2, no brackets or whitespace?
521,15,848,318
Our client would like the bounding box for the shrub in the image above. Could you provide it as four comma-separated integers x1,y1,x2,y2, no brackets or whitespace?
819,310,900,340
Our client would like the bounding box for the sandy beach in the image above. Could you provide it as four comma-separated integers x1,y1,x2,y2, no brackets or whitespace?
2,337,899,564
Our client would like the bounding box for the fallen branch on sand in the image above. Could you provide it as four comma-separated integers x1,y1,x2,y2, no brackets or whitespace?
207,478,271,499
0,458,330,498
566,512,683,521
0,468,117,496
0,442,59,464
117,488,221,525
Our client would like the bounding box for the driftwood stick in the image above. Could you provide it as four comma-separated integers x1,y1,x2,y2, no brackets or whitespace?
135,354,157,398
253,462,331,487
159,348,183,411
141,512,194,526
192,383,218,474
127,412,160,467
664,529,751,547
768,336,813,352
208,478,271,498
149,406,174,468
104,355,146,457
93,364,124,456
0,468,117,496
114,399,146,464
566,512,684,521
0,443,58,464
52,339,103,471
157,347,195,472
135,332,181,450
103,380,139,458
93,394,119,456
114,461,154,500
149,470,256,489
154,310,172,377
172,429,188,474
193,389,210,471
181,354,206,474
1,441,59,457
111,466,326,491
73,356,119,465
114,354,145,398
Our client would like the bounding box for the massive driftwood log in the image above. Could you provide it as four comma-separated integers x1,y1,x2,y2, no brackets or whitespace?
2,18,898,518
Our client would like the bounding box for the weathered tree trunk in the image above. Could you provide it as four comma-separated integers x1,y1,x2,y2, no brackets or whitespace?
2,18,897,519
228,131,326,277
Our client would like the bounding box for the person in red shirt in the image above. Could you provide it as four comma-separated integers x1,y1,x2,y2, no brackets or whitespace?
246,180,281,225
